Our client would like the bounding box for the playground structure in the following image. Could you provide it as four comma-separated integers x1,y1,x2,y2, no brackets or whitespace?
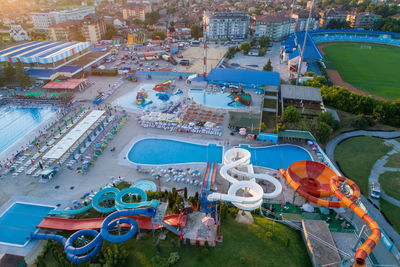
134,89,152,107
280,161,381,267
153,79,174,92
207,148,282,210
229,88,251,106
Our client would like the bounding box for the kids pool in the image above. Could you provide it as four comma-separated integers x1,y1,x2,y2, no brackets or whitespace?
189,89,246,108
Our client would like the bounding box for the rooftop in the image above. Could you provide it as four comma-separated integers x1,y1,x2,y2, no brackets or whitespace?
281,84,322,102
207,68,280,86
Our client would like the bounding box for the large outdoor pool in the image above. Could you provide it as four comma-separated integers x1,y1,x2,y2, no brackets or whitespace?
0,106,56,154
0,202,54,246
128,138,223,164
128,138,312,169
239,144,312,170
189,89,246,108
117,83,181,111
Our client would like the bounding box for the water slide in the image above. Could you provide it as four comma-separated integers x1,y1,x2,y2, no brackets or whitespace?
49,186,159,215
280,161,380,267
153,79,173,91
202,162,217,191
207,148,282,211
32,208,156,264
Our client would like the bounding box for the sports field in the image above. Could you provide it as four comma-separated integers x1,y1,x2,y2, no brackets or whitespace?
322,43,400,100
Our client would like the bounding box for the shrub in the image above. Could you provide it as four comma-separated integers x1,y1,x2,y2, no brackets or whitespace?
266,231,273,239
316,121,332,144
201,247,209,256
351,115,376,129
283,106,301,123
317,111,340,130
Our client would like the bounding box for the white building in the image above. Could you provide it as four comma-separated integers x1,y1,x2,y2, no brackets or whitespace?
255,13,295,41
203,12,250,40
31,7,95,32
9,25,30,41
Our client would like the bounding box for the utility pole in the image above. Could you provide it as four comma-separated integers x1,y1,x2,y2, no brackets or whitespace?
296,0,315,85
203,17,208,78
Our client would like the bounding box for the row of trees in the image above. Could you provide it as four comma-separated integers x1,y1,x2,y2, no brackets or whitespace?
320,85,400,127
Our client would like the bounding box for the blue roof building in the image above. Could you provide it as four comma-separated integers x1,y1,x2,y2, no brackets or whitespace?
206,68,280,88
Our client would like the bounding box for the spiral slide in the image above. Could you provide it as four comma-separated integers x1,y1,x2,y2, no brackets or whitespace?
280,161,381,267
32,208,156,264
49,186,159,215
207,148,282,210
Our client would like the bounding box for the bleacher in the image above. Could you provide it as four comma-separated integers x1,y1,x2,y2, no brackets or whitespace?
310,30,400,46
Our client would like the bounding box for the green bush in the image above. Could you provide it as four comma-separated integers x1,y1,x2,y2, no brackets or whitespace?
316,121,332,144
283,106,301,123
317,111,340,130
351,115,376,129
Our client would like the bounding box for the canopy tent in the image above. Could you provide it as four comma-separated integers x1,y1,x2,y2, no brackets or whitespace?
43,110,105,160
43,78,89,91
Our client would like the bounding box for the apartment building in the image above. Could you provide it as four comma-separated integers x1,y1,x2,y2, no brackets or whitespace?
346,12,381,29
81,13,106,44
203,12,250,40
319,8,347,28
254,14,295,41
292,11,320,32
122,4,152,21
49,20,83,41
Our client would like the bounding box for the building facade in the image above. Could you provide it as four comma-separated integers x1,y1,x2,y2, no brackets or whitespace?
122,4,151,21
203,12,250,40
31,7,95,32
49,20,83,41
9,25,30,41
346,12,381,29
292,11,320,32
81,13,106,44
319,8,347,28
254,14,295,41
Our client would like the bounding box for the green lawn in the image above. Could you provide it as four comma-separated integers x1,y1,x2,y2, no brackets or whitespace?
323,43,400,100
380,199,400,234
385,153,400,168
334,136,391,194
380,171,400,201
40,215,310,266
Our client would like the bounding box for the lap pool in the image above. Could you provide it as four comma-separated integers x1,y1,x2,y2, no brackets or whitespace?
128,138,312,169
0,106,56,154
0,202,54,246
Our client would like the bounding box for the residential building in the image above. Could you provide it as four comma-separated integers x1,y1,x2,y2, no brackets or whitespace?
203,12,250,40
49,20,83,41
81,13,106,44
292,11,320,32
31,7,95,32
9,25,30,41
122,4,152,21
254,13,295,41
346,12,381,29
319,8,347,28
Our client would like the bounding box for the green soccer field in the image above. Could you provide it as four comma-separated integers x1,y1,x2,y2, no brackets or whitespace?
323,43,400,100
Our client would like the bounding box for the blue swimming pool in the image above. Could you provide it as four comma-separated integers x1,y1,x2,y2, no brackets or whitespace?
240,144,312,170
189,89,246,108
133,180,157,192
0,106,56,153
0,202,54,246
128,138,223,164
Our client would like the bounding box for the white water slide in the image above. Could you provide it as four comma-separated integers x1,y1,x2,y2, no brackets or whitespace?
207,148,282,210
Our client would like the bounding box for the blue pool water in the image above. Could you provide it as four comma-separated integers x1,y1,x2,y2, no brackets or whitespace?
128,139,312,169
0,203,54,246
240,144,312,170
133,180,157,192
0,106,56,153
128,138,223,164
189,89,245,108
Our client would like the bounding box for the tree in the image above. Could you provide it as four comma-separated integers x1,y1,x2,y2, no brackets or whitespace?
133,18,144,25
190,24,202,39
315,121,332,144
15,60,31,87
3,62,16,83
283,106,301,123
263,59,272,71
145,11,160,25
239,42,251,54
152,30,166,40
105,25,118,40
250,38,256,47
259,35,270,48
326,19,350,29
317,111,339,130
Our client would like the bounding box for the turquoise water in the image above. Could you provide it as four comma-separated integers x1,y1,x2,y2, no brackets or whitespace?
189,89,245,108
0,106,56,153
0,203,54,246
128,139,223,164
239,144,312,170
133,180,157,192
128,139,312,169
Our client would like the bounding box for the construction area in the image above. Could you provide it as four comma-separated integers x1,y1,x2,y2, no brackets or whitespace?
180,47,227,74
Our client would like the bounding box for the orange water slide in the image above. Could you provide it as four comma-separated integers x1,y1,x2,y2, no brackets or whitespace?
280,161,380,267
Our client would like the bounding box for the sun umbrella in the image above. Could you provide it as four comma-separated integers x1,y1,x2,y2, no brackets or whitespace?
201,216,215,226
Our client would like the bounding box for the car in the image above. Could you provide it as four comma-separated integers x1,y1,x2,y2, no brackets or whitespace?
370,183,381,199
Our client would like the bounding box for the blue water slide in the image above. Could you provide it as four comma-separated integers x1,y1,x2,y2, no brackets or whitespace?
92,187,119,213
115,187,159,210
31,208,156,264
48,203,93,215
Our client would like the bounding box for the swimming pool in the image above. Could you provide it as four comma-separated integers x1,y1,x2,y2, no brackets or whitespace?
128,138,223,164
0,202,54,246
128,138,312,169
189,89,246,108
0,106,56,154
133,180,157,192
240,144,312,170
117,83,180,111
